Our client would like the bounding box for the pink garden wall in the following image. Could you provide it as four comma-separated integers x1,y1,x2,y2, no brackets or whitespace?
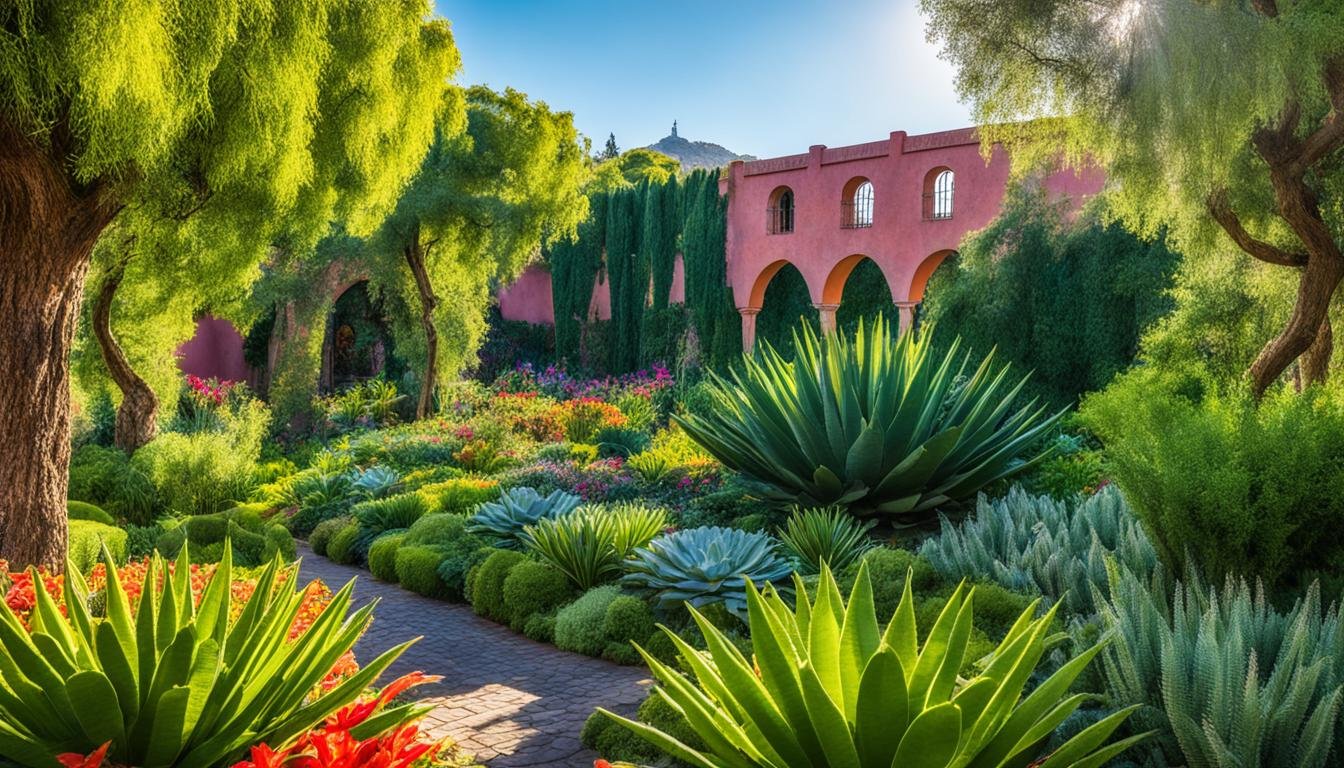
177,316,250,383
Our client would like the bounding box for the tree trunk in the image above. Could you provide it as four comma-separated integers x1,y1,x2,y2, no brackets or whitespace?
92,253,159,452
403,225,438,420
1302,315,1333,387
0,116,116,568
1249,255,1343,398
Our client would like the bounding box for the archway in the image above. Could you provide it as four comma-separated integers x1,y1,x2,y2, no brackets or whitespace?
905,250,958,334
832,257,895,336
321,281,400,391
754,261,816,356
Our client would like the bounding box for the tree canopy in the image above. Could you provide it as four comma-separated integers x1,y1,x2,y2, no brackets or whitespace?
921,0,1344,396
0,0,460,565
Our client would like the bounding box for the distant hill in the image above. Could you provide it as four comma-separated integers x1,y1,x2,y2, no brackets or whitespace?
645,121,754,170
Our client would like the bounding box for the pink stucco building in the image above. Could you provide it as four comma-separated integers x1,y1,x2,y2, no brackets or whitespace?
499,126,1104,347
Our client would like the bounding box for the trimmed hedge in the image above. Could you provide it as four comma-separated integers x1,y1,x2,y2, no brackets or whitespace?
395,545,450,598
368,533,407,582
470,549,528,622
555,585,622,657
69,519,128,573
67,500,115,525
501,561,573,631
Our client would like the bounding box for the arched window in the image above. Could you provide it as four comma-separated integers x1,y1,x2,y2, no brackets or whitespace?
768,187,795,234
923,168,954,220
842,179,874,229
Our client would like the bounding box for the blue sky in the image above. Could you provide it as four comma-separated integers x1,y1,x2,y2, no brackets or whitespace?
434,0,971,159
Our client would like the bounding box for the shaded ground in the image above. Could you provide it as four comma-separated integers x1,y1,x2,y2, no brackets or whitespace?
297,545,651,766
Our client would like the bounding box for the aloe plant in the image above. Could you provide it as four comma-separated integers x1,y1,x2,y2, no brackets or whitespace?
0,544,412,768
599,563,1149,768
622,526,795,618
469,486,582,548
521,502,666,590
675,317,1062,522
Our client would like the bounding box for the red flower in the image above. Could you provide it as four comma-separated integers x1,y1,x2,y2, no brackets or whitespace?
57,742,109,768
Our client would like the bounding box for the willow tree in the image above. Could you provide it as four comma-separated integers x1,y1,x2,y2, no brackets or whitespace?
368,86,588,419
922,0,1344,397
0,1,458,566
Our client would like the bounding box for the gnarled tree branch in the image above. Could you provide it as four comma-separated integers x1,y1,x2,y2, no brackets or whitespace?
1206,189,1307,267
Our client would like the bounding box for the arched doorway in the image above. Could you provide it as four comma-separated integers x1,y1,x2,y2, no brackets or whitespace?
321,281,401,391
834,258,894,335
754,262,816,356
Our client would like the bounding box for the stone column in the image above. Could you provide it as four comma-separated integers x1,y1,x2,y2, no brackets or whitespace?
896,300,920,335
814,303,840,334
739,307,761,350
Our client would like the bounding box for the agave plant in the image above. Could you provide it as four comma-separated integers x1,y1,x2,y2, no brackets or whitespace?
521,502,666,590
599,563,1149,768
468,486,582,549
0,544,412,768
675,317,1062,522
777,505,877,574
622,526,795,618
349,465,402,500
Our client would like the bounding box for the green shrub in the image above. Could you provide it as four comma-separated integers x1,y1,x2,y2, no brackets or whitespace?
404,512,468,548
264,523,296,561
326,521,361,565
66,500,114,525
469,549,528,622
309,515,353,556
287,469,357,536
622,526,795,619
501,560,574,630
132,431,259,516
438,545,495,601
1097,567,1344,768
68,519,128,573
369,533,407,582
675,318,1062,522
0,544,412,767
394,545,450,598
596,563,1143,768
594,426,651,458
918,484,1158,617
352,492,427,559
601,595,655,665
418,476,500,514
554,585,622,657
67,444,159,525
841,547,939,619
1081,370,1344,595
522,502,666,590
153,508,294,567
523,612,557,643
124,522,164,559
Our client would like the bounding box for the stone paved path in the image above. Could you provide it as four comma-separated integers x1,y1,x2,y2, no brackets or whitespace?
296,545,651,767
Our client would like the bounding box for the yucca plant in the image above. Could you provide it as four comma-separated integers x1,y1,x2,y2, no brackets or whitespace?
521,503,666,590
675,317,1062,522
599,563,1149,768
622,526,795,619
1096,564,1344,768
469,486,583,549
778,505,877,574
0,544,413,768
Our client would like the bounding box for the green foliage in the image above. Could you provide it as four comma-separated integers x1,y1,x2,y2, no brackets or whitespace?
594,426,651,459
777,506,876,575
67,500,114,526
599,563,1146,768
131,430,260,517
418,477,500,514
366,85,588,406
623,526,795,619
0,545,409,767
351,492,428,559
677,318,1062,521
550,192,608,363
468,486,582,549
921,188,1178,404
680,169,740,371
309,515,354,558
521,502,667,591
919,485,1160,618
326,521,361,566
368,533,408,582
394,545,451,599
554,585,623,657
469,549,529,622
123,523,165,561
601,595,657,665
67,444,158,525
843,547,941,621
1081,371,1344,596
501,561,575,631
68,520,128,574
612,148,680,185
755,263,816,358
1097,566,1344,768
155,508,296,567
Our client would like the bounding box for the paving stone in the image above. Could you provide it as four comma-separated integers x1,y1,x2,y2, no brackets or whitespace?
298,545,651,767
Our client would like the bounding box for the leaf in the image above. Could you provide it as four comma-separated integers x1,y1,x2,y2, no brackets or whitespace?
892,702,962,768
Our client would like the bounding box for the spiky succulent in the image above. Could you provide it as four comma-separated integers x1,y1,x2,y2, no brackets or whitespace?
622,526,795,618
468,486,582,549
777,505,876,574
675,317,1062,523
349,465,402,499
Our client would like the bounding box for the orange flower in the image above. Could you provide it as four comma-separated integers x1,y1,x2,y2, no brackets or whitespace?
57,741,109,768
